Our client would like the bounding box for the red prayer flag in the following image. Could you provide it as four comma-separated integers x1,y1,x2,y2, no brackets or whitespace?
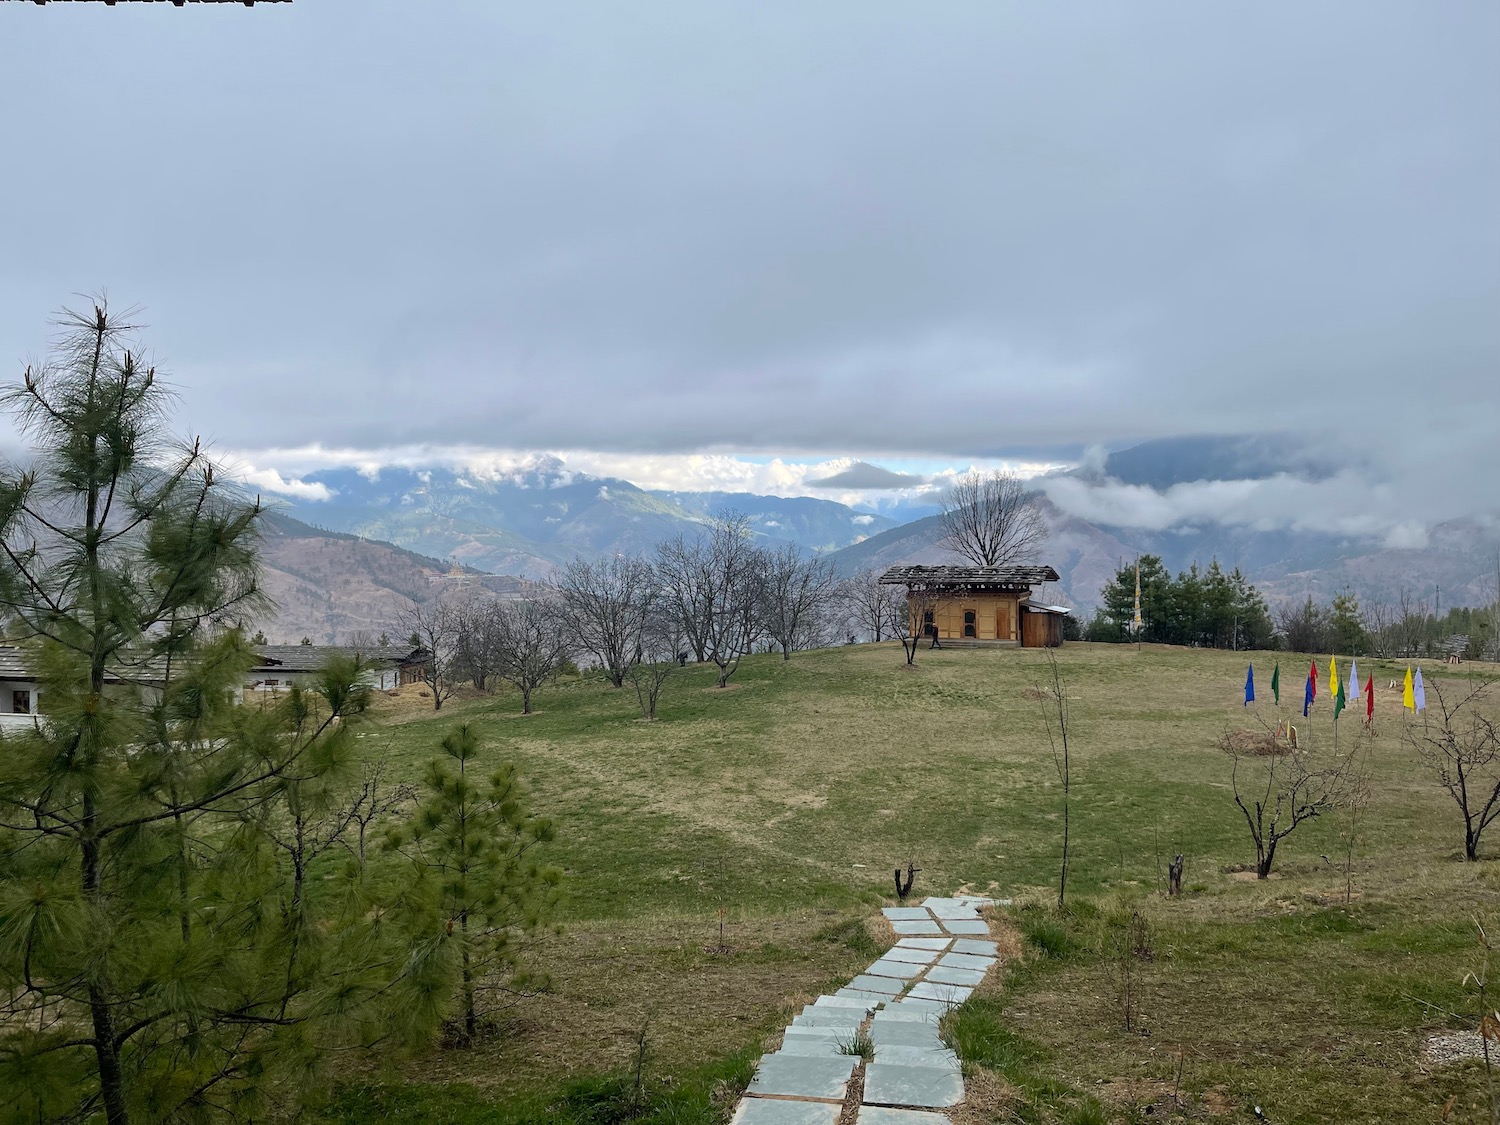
1366,674,1374,721
1308,660,1318,701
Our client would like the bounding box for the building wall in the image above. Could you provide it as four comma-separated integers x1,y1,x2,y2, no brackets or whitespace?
0,678,40,730
913,593,1022,642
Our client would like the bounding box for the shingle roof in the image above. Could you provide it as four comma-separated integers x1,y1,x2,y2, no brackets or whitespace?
877,564,1060,589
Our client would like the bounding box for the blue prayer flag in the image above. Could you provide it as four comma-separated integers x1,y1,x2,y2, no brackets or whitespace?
1244,664,1255,706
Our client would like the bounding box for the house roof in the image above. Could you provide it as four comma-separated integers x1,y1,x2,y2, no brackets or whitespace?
1024,603,1073,616
0,647,33,680
251,644,427,673
878,564,1061,590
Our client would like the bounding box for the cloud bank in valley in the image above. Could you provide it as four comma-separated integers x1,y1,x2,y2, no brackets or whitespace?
1,2,1494,540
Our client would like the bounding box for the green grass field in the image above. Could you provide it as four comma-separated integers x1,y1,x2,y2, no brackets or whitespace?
319,642,1500,1125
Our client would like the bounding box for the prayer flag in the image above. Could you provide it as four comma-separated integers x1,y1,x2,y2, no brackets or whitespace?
1415,666,1426,713
1402,667,1415,711
1329,657,1339,700
1304,662,1316,717
1366,674,1374,722
1244,664,1255,706
1334,679,1346,721
1350,659,1360,701
1271,662,1280,705
1132,561,1142,633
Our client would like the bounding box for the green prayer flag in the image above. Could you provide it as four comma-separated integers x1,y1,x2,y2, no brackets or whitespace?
1333,679,1346,721
1271,662,1280,705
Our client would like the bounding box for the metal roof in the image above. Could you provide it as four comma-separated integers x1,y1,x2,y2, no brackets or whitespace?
877,564,1060,589
251,645,426,673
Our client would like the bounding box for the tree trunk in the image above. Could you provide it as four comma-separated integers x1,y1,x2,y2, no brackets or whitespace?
83,829,130,1125
460,912,476,1044
1257,838,1276,879
521,685,533,714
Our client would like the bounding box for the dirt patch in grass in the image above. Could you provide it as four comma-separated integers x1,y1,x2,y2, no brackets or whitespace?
1222,728,1286,755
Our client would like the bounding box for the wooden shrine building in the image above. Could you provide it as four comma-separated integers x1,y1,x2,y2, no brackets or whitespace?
877,564,1068,647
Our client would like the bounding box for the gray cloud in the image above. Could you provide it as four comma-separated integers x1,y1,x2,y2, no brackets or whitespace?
807,462,928,490
0,2,1495,535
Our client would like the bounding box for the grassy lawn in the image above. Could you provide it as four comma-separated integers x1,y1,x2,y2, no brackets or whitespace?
324,641,1500,1124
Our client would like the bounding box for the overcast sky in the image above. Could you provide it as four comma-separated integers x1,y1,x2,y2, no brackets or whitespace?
2,2,1495,539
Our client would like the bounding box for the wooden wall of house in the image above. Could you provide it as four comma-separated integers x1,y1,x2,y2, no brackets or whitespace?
1021,609,1065,648
913,592,1021,641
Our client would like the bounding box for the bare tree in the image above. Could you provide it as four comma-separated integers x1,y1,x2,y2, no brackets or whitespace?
626,606,687,720
842,569,899,643
1222,728,1359,878
555,553,657,687
938,469,1048,567
492,597,570,714
888,583,940,666
1036,650,1073,908
399,599,461,710
759,544,837,660
1276,596,1330,654
1407,677,1500,861
450,597,505,691
657,512,764,688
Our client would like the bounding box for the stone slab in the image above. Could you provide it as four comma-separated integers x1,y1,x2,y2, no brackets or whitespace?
869,1021,947,1048
937,919,990,935
873,998,949,1023
895,937,951,950
890,920,943,936
791,1011,863,1030
905,981,972,1006
856,1107,951,1125
783,1026,843,1040
834,988,893,1005
936,951,994,972
923,965,988,988
813,994,874,1009
774,1036,848,1059
848,974,904,995
734,1097,842,1125
881,907,933,921
862,1062,965,1108
921,898,979,920
883,946,940,965
865,958,922,980
950,939,998,956
873,1044,960,1071
747,1054,857,1100
954,895,997,907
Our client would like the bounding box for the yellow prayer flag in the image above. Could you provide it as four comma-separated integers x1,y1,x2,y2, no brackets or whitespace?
1329,657,1339,699
1402,667,1415,711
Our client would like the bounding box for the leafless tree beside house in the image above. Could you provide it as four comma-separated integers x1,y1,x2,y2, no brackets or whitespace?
939,469,1048,567
555,553,658,687
888,583,941,666
841,568,905,642
450,597,506,691
398,599,461,710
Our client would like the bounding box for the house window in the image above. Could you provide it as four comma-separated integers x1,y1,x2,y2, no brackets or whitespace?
264,678,279,688
963,610,977,638
12,690,31,714
922,610,936,637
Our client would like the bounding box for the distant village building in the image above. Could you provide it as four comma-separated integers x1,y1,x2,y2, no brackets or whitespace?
878,565,1068,648
245,644,429,696
0,642,431,726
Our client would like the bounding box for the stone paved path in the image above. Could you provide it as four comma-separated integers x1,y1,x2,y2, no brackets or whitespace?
730,896,1004,1125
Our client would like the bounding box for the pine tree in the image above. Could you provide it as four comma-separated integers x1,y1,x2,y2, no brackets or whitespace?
0,302,439,1124
387,723,560,1045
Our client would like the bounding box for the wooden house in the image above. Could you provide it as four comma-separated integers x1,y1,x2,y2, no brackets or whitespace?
877,564,1068,647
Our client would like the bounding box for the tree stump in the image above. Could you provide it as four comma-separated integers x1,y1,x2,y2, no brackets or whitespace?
1168,854,1184,897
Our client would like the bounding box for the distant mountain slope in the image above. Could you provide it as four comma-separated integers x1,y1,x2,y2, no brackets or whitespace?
650,490,897,551
254,510,539,644
280,459,891,577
